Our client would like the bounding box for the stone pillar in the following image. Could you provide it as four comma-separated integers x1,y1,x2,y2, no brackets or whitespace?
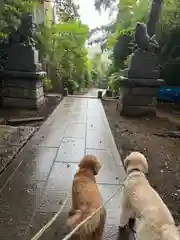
0,13,46,109
1,71,45,109
98,90,103,99
118,50,164,117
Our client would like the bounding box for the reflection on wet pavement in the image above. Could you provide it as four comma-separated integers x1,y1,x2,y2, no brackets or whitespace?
0,96,125,240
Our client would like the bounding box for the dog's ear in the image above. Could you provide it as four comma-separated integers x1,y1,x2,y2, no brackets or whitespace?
78,155,101,175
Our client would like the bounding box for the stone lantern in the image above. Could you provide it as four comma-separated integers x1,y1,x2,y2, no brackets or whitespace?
117,0,164,117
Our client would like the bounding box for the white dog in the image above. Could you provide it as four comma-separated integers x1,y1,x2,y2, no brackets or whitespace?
119,151,180,240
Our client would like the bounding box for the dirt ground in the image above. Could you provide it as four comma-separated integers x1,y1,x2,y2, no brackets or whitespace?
0,94,62,127
103,100,180,225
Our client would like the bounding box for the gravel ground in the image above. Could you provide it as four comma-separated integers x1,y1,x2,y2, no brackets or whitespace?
103,100,180,224
0,95,62,127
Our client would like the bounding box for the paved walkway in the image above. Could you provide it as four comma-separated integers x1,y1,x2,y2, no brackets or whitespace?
0,97,125,240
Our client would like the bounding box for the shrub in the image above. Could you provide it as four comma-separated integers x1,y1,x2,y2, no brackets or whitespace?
68,79,78,94
108,72,120,94
42,77,53,92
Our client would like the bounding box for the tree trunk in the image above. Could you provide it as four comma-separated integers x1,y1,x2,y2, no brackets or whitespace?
147,0,163,37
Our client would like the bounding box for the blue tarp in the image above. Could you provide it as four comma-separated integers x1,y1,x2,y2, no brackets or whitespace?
158,86,180,102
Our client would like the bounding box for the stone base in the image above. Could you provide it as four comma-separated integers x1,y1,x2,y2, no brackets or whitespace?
1,73,45,109
3,96,44,109
117,83,163,117
117,49,164,117
3,86,43,99
120,105,156,117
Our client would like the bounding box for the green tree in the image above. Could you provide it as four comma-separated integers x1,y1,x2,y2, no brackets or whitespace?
54,0,80,21
0,0,37,37
36,20,89,92
93,0,180,86
89,53,109,87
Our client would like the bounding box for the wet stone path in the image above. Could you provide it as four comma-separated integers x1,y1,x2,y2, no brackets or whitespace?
0,97,125,240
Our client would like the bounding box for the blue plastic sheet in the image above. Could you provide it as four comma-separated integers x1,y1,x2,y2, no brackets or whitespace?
158,86,180,102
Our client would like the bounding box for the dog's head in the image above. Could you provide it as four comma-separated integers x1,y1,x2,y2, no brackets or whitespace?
78,154,101,175
124,152,148,175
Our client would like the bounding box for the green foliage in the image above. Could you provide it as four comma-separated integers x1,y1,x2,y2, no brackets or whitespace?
43,77,53,92
94,0,116,11
0,0,38,36
156,0,180,85
36,20,89,92
108,72,120,94
105,0,149,54
115,0,180,85
55,0,80,21
68,79,79,94
124,55,130,68
89,53,109,87
0,0,91,92
95,0,180,86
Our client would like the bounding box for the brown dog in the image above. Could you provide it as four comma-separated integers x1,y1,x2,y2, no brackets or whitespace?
66,155,106,240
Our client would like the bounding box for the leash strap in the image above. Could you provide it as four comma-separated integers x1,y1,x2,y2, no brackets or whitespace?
31,194,69,240
30,183,124,240
62,184,123,240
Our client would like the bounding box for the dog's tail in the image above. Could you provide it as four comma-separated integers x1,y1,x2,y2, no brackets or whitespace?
66,208,105,235
66,210,83,229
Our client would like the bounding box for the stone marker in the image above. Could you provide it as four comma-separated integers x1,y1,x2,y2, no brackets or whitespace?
118,0,164,117
64,88,68,96
98,90,103,99
0,13,46,109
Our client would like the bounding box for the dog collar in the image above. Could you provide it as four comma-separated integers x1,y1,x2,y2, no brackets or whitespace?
129,168,148,177
129,168,141,174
